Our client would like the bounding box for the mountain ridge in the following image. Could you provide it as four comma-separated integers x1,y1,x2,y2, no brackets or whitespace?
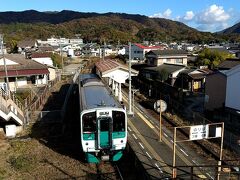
0,10,237,44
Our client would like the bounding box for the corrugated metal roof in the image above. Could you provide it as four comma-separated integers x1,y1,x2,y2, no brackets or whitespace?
134,43,164,50
95,59,119,73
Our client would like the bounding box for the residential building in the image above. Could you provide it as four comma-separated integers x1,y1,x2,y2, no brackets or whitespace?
145,49,188,67
126,43,166,62
225,64,240,112
177,68,212,92
17,39,37,53
0,54,49,91
31,52,53,66
204,71,227,111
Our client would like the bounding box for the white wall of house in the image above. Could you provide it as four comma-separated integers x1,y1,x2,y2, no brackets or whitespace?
117,47,126,55
157,56,188,66
225,66,240,111
48,68,56,81
36,75,48,85
32,57,53,66
16,78,27,87
129,44,144,60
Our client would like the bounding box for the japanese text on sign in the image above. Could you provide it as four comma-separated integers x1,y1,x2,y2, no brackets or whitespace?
189,125,209,140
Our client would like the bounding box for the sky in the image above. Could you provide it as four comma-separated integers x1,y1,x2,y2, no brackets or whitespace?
0,0,240,32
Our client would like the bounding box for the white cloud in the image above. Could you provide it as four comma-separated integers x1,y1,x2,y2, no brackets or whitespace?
183,11,194,21
149,8,172,19
175,4,231,32
195,4,230,24
163,9,172,18
150,4,233,32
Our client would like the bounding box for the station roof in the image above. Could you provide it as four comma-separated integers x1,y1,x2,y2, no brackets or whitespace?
95,59,138,83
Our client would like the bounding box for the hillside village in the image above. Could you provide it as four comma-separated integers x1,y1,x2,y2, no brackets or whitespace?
1,35,240,157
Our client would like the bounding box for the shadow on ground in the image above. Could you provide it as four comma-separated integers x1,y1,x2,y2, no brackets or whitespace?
30,83,86,162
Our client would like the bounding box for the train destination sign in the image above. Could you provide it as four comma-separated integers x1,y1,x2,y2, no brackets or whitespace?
189,125,209,140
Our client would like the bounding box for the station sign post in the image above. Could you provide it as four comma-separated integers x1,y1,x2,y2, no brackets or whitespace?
172,122,224,179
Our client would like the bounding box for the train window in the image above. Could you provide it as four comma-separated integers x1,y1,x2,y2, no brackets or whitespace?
82,112,96,133
99,118,111,131
112,111,125,132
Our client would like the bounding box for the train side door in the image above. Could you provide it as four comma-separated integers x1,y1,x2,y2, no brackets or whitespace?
97,110,112,149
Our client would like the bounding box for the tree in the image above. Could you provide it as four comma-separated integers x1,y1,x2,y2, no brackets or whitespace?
9,40,18,53
196,48,234,69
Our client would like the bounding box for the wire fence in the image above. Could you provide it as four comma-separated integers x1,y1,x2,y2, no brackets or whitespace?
24,76,61,124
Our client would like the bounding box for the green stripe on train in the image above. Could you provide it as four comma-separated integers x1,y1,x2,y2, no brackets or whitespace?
83,133,95,140
112,132,126,139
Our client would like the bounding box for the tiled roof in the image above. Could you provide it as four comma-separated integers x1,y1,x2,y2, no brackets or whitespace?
217,58,240,70
17,40,36,48
0,54,49,77
143,63,186,74
38,46,54,52
134,43,164,50
32,52,52,58
148,49,188,56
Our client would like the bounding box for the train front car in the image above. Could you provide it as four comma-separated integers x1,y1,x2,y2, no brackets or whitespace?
79,74,127,163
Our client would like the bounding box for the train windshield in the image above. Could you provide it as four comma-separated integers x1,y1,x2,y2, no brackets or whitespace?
82,112,96,133
112,111,125,132
98,117,111,131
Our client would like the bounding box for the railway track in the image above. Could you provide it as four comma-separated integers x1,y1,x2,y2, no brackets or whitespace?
93,162,124,180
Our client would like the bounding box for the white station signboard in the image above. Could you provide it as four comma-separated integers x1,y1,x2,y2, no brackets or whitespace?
189,125,209,140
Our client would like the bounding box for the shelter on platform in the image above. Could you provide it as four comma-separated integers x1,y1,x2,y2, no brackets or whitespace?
95,59,138,102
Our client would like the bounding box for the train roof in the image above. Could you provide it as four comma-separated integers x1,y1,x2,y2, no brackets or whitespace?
79,74,121,110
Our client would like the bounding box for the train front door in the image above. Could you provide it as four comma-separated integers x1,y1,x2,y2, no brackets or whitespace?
98,117,111,148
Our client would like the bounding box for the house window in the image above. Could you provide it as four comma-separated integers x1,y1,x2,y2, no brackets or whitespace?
166,59,171,63
175,59,183,64
38,75,44,79
145,73,151,79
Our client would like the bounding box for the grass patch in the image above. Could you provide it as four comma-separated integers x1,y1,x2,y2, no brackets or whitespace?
0,168,7,179
8,155,34,171
10,141,27,154
15,90,31,104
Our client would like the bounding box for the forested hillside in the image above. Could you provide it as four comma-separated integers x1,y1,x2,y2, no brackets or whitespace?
0,10,238,45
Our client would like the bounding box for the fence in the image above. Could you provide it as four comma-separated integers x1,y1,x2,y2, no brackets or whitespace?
24,75,61,124
134,79,240,166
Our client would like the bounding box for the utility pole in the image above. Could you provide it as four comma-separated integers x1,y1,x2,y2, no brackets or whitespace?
0,34,10,93
59,38,64,73
103,39,106,61
159,101,162,142
128,42,133,115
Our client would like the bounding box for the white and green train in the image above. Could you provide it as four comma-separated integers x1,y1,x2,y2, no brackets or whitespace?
79,74,127,163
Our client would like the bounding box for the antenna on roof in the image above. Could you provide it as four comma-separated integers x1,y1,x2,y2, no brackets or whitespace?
99,100,106,107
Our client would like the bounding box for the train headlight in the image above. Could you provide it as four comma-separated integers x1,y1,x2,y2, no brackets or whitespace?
85,142,88,146
121,140,123,143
